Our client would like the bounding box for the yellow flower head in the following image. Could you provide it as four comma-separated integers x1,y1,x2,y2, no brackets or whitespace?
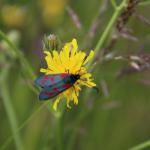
39,0,67,26
1,5,27,28
40,39,96,110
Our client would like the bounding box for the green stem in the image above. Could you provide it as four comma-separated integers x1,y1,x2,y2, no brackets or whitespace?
67,111,90,150
56,116,64,150
55,105,66,150
0,67,24,150
129,140,150,150
0,30,36,80
87,0,127,68
111,0,117,9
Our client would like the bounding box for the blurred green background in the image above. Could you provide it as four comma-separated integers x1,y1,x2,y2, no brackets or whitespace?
0,0,150,150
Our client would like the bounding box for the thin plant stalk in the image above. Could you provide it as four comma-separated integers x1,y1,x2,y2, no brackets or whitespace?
0,67,24,150
87,0,128,68
67,110,90,150
1,85,24,150
129,140,150,150
56,114,64,150
0,30,36,80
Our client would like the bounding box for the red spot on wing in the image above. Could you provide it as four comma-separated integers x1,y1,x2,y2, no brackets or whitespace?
44,75,49,80
53,88,59,92
60,74,68,79
45,92,54,96
63,83,71,89
50,77,55,82
40,80,46,85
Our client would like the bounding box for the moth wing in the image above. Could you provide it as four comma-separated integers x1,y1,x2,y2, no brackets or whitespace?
35,74,69,88
39,79,73,100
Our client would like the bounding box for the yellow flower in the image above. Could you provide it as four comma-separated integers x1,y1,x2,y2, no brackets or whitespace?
39,0,67,26
1,5,27,28
40,39,96,110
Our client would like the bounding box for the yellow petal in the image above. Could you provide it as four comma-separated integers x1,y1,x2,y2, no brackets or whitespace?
70,39,78,57
40,68,49,73
66,97,71,108
69,51,86,73
83,50,94,65
81,73,92,79
52,50,64,72
44,52,53,68
63,42,70,60
80,80,96,88
44,51,51,55
44,51,62,73
53,97,61,111
72,91,78,105
87,81,96,87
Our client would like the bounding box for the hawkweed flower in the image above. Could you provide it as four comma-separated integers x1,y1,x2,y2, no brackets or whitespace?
1,5,27,28
39,0,67,26
40,39,96,110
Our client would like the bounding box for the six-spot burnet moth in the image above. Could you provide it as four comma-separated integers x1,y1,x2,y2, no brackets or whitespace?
35,73,81,100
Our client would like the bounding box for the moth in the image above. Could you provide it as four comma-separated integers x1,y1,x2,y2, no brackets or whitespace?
35,73,81,100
